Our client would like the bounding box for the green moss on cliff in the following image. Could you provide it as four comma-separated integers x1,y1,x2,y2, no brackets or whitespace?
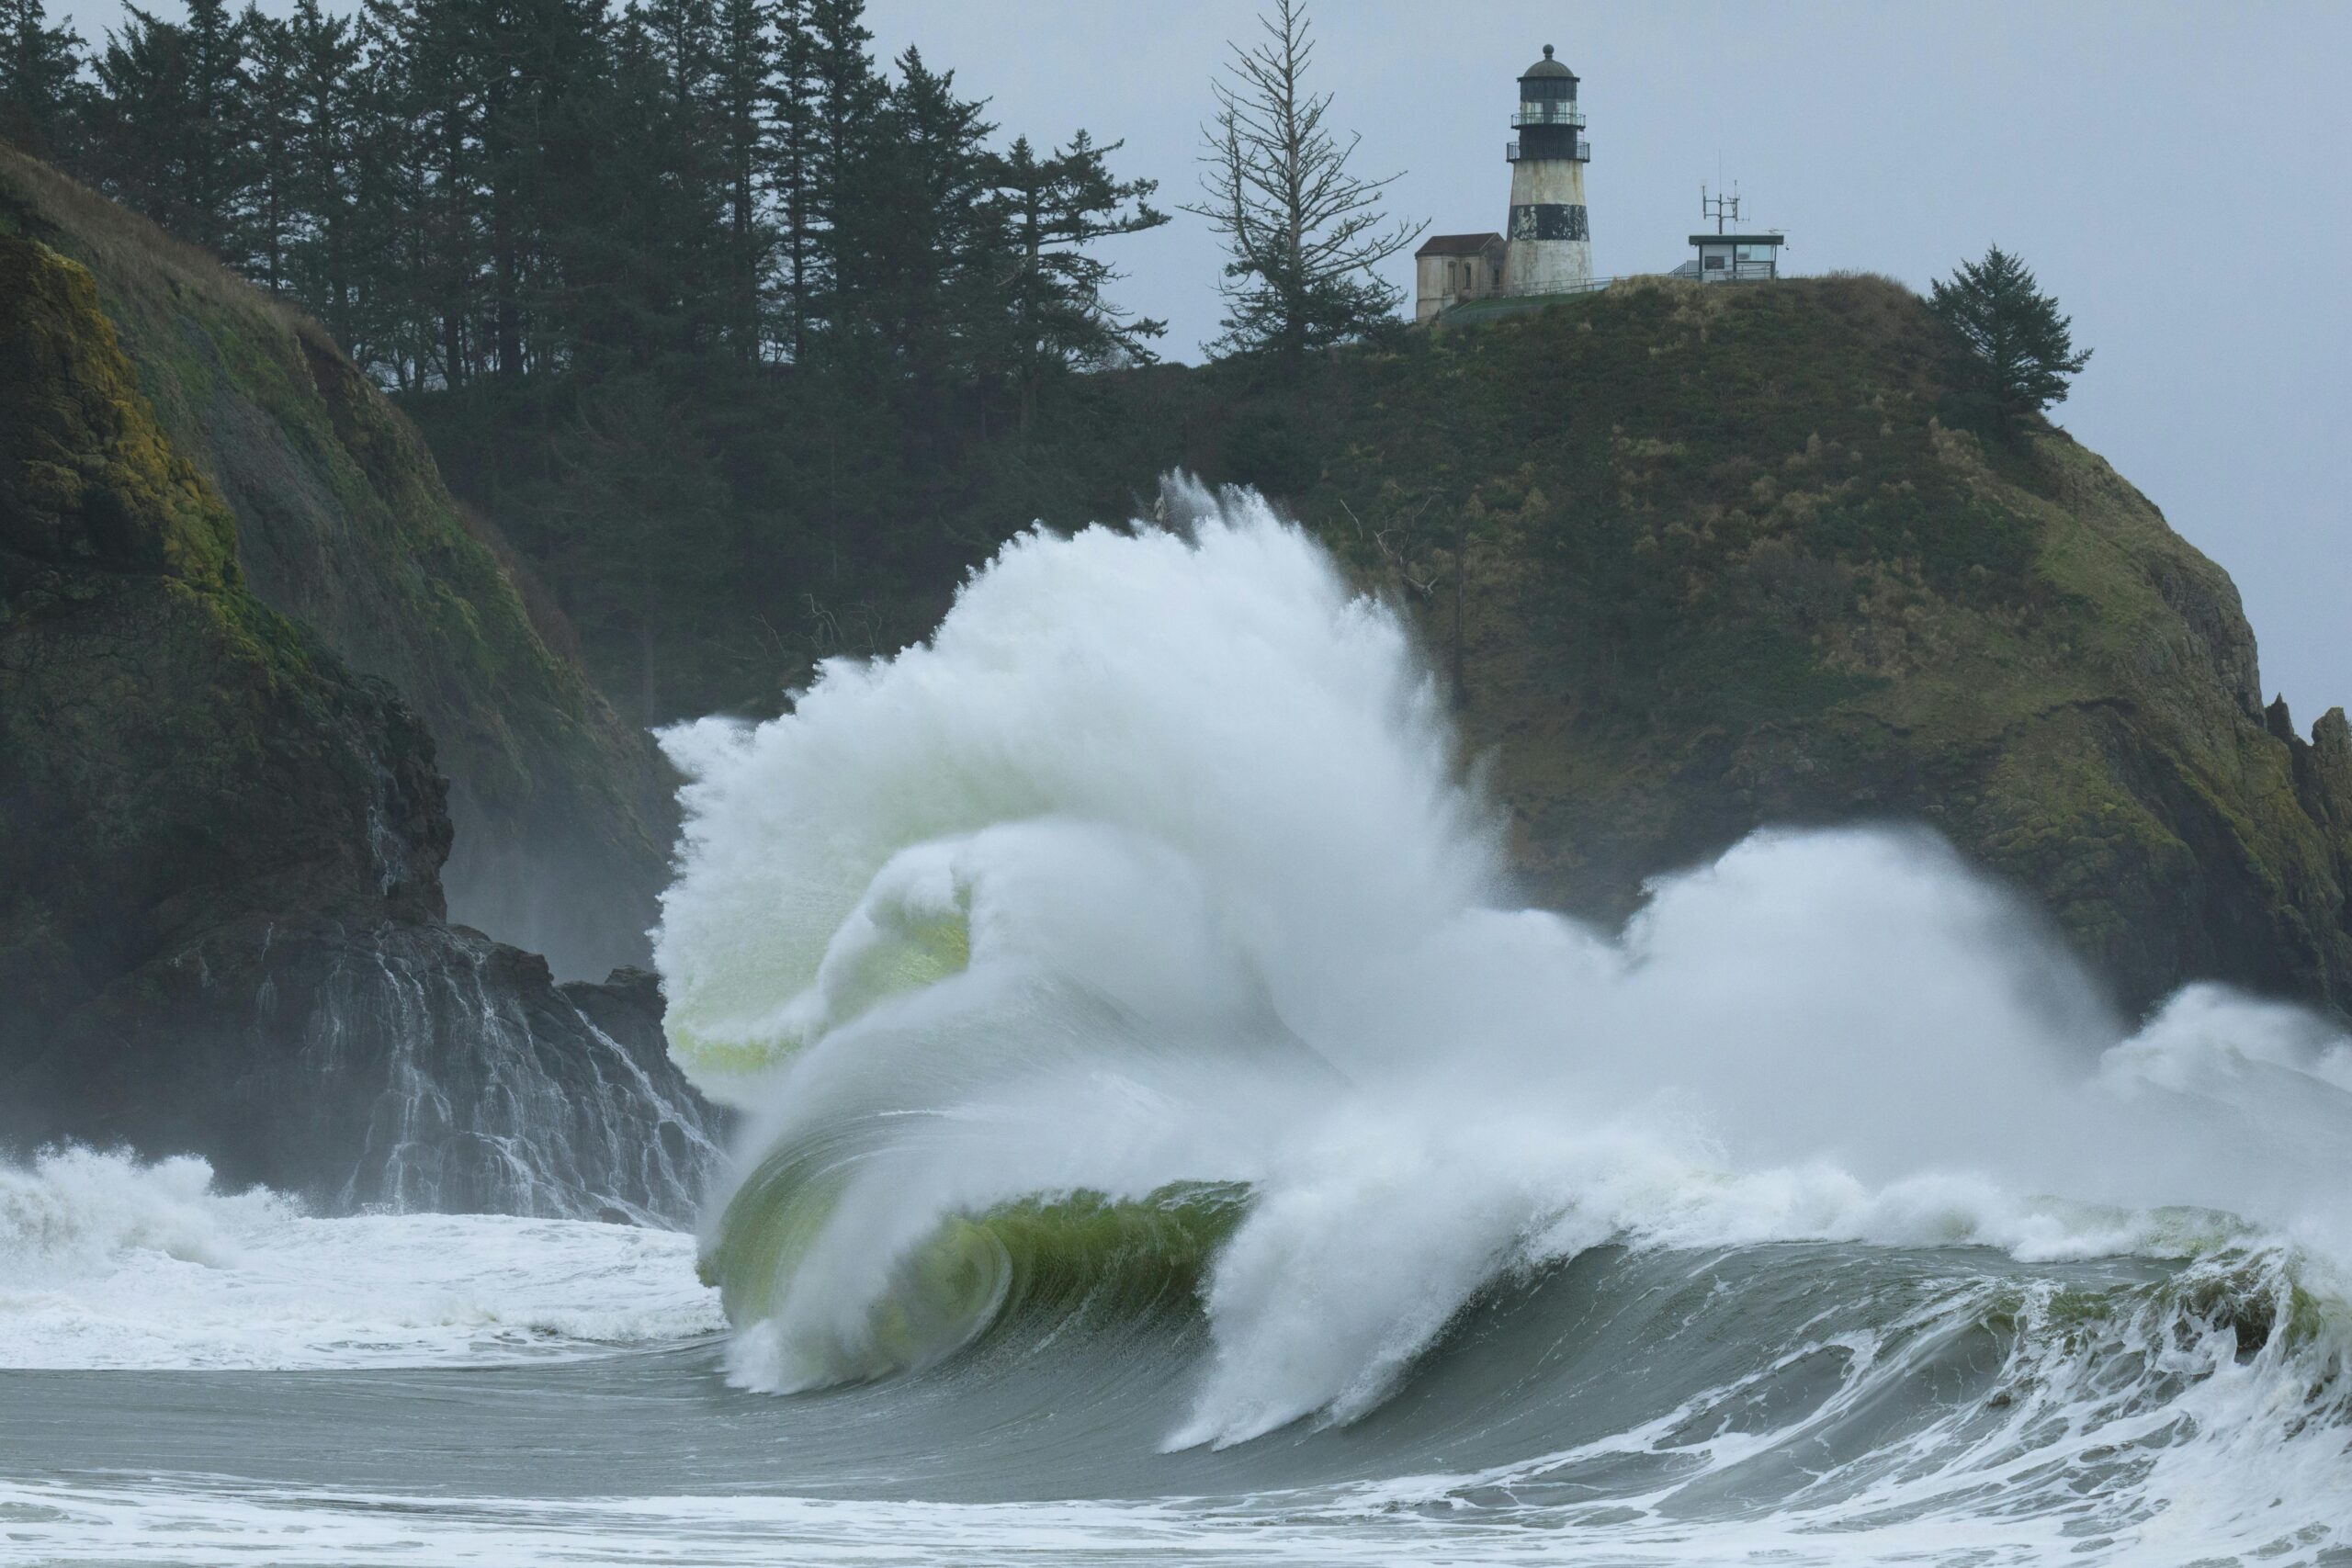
0,237,236,590
1,236,448,1023
0,149,671,976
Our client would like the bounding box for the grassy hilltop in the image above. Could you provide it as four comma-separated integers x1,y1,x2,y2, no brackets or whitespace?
416,274,2352,1020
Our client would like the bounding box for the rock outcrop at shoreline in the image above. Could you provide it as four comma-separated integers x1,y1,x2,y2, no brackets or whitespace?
0,232,717,1217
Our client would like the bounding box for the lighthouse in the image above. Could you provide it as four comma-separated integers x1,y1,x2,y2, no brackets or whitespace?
1503,45,1591,294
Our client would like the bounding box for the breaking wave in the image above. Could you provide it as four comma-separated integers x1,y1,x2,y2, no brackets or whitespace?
650,481,2351,1560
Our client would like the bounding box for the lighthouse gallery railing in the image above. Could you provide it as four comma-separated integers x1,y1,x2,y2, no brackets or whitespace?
1506,141,1593,163
1510,103,1587,129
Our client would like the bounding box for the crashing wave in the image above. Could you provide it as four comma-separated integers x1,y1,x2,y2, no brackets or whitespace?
650,480,2351,1556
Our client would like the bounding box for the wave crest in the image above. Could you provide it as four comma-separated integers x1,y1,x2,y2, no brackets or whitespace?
651,482,2352,1490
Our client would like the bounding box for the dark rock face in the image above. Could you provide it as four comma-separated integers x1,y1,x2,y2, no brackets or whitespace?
0,232,441,995
10,919,718,1221
1,147,673,981
0,233,718,1220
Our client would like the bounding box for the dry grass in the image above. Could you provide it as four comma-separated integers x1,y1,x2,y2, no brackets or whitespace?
0,146,312,337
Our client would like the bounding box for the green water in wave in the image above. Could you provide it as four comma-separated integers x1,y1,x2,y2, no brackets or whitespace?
705,1144,1250,1382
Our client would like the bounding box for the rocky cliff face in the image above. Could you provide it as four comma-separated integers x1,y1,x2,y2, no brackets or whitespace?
0,233,718,1217
1312,278,2352,1019
0,148,670,979
499,270,2345,1022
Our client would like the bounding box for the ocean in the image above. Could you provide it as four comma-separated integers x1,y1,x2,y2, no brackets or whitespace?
5,484,2346,1565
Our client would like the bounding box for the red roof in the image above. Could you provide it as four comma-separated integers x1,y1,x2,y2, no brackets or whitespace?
1416,232,1503,257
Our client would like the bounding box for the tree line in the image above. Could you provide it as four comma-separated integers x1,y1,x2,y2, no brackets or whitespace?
0,0,1180,415
4,0,1442,403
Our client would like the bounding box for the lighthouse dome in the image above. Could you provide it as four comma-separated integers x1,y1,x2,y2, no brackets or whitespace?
1520,44,1577,82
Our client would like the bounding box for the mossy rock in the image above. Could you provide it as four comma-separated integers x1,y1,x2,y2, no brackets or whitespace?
1,234,449,1044
0,148,671,977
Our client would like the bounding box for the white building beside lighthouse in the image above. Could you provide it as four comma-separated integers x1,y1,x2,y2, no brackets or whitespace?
1413,45,1594,322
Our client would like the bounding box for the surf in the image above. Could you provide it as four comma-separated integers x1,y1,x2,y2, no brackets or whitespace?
632,479,2352,1563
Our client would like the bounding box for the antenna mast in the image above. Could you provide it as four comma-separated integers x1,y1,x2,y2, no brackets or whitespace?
1702,183,1742,235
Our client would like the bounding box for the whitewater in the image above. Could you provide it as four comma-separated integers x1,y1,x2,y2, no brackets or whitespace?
3,481,2347,1565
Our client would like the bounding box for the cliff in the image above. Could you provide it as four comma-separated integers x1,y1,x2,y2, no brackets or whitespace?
0,148,670,978
1394,280,2352,1018
419,274,2352,1021
0,232,718,1215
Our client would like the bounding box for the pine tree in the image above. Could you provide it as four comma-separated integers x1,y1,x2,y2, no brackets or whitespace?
797,0,881,368
1185,0,1423,360
583,2,713,364
240,5,300,290
642,0,725,353
282,0,363,343
85,0,259,259
180,0,250,256
765,0,817,360
516,0,628,372
1928,245,2093,420
993,130,1167,431
86,6,191,226
712,0,772,359
473,0,606,379
0,0,86,160
343,6,431,385
384,0,491,386
849,46,998,405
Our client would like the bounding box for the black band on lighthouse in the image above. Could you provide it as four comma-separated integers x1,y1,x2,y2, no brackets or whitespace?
1509,204,1589,242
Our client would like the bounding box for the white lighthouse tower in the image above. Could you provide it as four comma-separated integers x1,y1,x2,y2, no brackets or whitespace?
1503,45,1592,295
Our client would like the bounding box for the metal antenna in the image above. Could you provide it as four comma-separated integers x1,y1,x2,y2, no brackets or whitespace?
1702,184,1742,234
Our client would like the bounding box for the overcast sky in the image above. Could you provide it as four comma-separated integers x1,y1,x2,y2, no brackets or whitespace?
63,0,2352,721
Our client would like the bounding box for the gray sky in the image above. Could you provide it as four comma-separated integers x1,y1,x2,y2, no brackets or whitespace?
65,0,2352,721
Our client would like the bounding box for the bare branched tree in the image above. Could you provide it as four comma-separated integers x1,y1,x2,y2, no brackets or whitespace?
1183,0,1425,359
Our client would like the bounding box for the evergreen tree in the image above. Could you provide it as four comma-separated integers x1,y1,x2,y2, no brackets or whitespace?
764,0,816,360
380,0,489,387
1186,0,1422,359
993,130,1167,431
712,0,772,358
848,46,998,405
86,6,192,226
85,0,252,256
1929,244,2093,420
797,0,881,367
180,0,250,255
0,0,85,159
343,6,431,385
570,3,699,365
38,0,1183,433
640,0,725,353
240,5,300,289
282,0,363,343
470,0,606,379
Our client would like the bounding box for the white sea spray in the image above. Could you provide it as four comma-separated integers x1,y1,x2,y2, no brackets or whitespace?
650,483,2352,1465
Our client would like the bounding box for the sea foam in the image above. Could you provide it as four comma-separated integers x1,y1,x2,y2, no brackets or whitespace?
652,481,2352,1454
0,1147,719,1370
